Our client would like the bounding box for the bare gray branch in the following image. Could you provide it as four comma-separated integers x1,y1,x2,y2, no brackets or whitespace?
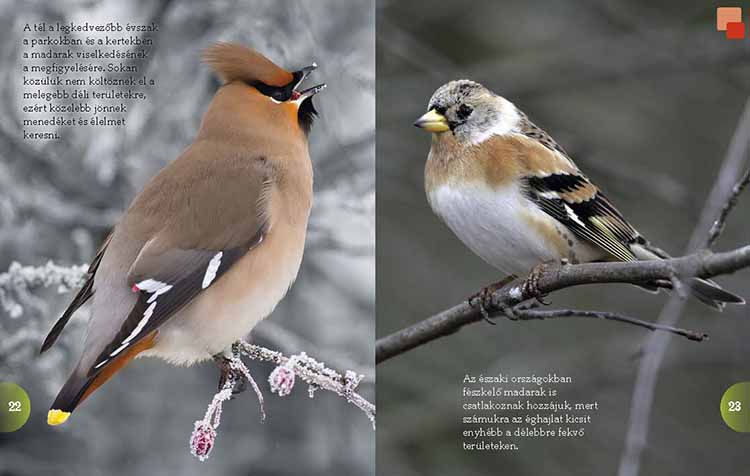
376,246,749,364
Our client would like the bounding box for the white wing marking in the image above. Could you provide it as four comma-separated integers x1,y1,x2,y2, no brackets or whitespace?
563,203,585,227
202,252,223,289
147,284,173,304
135,278,168,293
122,301,157,345
110,341,129,357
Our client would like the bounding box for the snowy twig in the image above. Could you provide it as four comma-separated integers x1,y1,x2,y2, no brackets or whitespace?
239,341,375,423
0,261,88,318
190,380,234,462
190,340,375,462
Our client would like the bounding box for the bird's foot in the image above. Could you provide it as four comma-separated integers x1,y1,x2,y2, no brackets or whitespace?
213,353,248,397
469,275,518,324
522,264,549,304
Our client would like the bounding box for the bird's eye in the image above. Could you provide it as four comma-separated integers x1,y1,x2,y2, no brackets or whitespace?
272,90,287,102
457,104,473,120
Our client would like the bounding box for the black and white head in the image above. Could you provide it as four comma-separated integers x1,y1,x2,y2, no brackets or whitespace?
414,79,520,145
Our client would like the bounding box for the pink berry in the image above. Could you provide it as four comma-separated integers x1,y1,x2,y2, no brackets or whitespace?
190,421,216,462
269,365,295,397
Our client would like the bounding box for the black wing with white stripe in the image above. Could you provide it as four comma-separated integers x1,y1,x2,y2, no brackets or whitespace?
84,152,275,376
522,173,644,262
87,236,262,377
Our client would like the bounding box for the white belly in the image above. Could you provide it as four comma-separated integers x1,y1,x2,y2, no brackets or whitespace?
428,182,569,276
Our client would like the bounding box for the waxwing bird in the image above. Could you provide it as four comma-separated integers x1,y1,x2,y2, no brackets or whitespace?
41,42,326,426
415,79,744,309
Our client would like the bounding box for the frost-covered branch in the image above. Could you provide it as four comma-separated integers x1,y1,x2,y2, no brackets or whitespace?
0,261,88,318
239,342,375,421
190,341,376,462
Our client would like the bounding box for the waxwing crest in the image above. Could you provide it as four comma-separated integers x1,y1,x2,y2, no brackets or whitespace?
202,42,294,87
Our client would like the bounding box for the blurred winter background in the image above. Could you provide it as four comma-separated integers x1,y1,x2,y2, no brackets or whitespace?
0,0,374,475
377,1,750,475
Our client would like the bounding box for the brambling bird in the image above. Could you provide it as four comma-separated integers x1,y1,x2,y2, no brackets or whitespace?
415,79,744,310
41,43,326,426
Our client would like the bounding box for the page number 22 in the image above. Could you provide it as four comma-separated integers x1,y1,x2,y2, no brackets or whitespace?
7,401,21,413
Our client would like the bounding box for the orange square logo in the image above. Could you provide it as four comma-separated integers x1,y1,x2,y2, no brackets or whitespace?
717,7,742,30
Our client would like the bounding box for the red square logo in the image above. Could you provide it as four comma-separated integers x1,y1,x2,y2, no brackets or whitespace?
726,21,745,39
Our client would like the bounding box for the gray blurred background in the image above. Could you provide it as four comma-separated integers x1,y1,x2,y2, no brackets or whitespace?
377,1,750,475
0,0,374,475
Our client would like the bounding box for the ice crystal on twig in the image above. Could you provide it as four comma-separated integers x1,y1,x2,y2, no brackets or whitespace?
229,357,265,421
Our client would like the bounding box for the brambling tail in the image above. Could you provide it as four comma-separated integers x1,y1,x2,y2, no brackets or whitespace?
629,242,744,309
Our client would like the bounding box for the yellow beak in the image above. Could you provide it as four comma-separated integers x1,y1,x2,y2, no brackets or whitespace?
414,109,450,133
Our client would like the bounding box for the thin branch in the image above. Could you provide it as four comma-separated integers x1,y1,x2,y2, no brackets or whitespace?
617,98,750,476
512,308,708,342
376,245,750,364
707,165,750,247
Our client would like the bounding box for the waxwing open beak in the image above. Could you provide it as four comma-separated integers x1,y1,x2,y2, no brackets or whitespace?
292,63,326,101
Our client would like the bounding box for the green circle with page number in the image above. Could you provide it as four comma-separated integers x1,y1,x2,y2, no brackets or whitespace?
0,382,31,432
720,382,750,432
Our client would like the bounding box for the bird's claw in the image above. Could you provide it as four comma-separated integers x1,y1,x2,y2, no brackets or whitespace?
521,264,549,302
468,275,521,324
469,288,496,324
214,354,248,397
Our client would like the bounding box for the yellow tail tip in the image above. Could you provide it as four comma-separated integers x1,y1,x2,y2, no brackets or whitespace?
47,409,70,426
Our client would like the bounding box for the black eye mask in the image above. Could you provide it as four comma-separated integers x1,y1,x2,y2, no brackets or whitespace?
252,71,304,102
